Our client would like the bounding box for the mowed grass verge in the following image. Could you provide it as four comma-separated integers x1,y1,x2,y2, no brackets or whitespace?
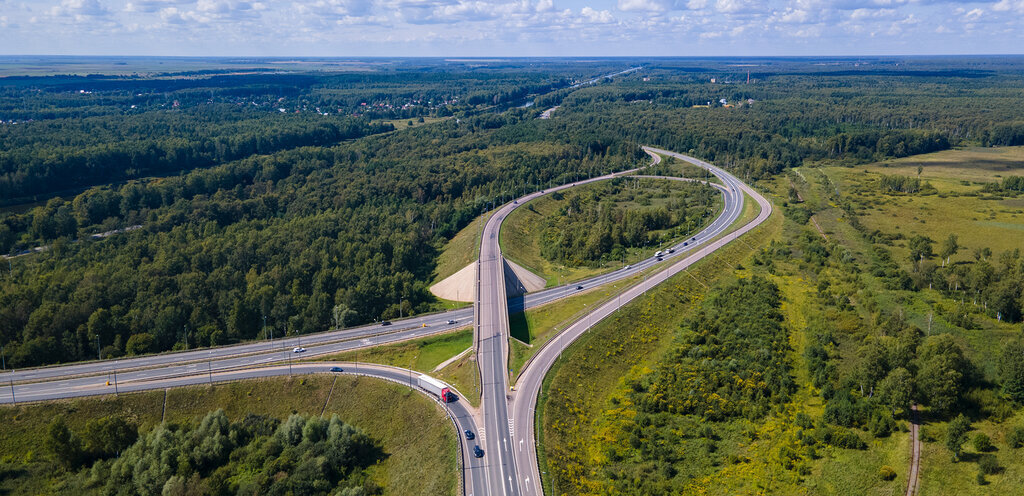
431,210,490,286
509,271,648,380
317,328,480,407
0,375,456,496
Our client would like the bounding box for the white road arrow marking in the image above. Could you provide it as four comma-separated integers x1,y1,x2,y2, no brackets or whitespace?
519,438,523,452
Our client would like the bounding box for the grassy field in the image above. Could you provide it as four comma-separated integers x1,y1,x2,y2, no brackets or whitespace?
0,375,456,496
318,329,480,407
376,116,448,130
537,195,781,494
508,276,641,379
431,210,490,286
319,328,472,372
917,411,1024,494
500,177,722,286
817,148,1024,376
435,349,481,409
823,146,1024,261
760,147,1024,495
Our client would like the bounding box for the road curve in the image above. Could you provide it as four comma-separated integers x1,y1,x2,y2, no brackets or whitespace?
510,147,773,496
473,151,660,496
2,148,758,496
5,361,483,496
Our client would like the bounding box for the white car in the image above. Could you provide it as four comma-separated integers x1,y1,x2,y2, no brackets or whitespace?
293,347,306,353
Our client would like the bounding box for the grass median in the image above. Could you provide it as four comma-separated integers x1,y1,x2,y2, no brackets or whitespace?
316,328,480,407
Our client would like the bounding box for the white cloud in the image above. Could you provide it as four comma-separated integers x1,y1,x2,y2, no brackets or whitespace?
1,0,1021,56
992,0,1024,12
49,0,110,17
617,0,671,12
714,0,750,14
963,7,983,20
776,7,811,23
849,7,896,19
580,6,614,23
299,0,376,18
126,0,192,13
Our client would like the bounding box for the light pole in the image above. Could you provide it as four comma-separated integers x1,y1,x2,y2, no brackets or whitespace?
113,360,119,396
208,351,213,384
2,344,7,371
8,375,14,405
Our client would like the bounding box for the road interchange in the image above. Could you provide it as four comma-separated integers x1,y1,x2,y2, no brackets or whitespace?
1,146,770,496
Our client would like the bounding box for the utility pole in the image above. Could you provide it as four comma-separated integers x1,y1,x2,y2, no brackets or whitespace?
8,376,14,405
1,345,5,371
263,315,267,342
113,361,119,396
96,336,101,361
183,325,188,350
208,352,213,384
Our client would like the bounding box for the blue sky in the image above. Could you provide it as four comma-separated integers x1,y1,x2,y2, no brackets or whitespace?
1,0,1022,56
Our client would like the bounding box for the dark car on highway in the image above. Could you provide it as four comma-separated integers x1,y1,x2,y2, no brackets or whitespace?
329,367,344,372
381,321,392,326
465,430,475,440
575,285,583,290
474,445,484,458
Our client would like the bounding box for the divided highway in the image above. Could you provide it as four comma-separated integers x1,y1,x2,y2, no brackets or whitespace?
473,153,660,496
1,146,769,496
509,147,773,495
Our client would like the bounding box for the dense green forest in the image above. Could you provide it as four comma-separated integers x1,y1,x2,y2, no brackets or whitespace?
3,57,1024,368
46,410,385,495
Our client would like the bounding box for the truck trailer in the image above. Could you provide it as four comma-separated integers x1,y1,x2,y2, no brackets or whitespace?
418,374,454,402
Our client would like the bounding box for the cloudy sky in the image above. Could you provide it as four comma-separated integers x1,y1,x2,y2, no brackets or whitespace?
0,0,1022,56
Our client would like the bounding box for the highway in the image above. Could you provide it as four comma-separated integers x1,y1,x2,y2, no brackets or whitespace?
509,147,773,495
472,149,672,496
44,360,478,495
2,146,764,496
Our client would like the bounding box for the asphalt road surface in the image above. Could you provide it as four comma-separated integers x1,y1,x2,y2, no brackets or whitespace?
509,147,773,495
471,147,754,496
2,146,765,496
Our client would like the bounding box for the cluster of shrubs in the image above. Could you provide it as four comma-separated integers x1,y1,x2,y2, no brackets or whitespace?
48,410,385,496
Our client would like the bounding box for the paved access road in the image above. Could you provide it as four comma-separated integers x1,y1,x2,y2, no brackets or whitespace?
508,147,774,495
